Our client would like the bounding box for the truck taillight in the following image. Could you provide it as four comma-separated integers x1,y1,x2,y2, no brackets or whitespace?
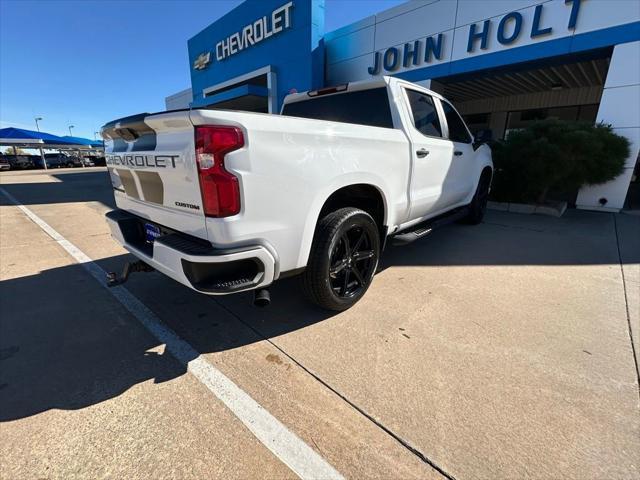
194,125,244,217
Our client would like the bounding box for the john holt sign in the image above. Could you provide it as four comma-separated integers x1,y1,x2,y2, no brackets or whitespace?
368,0,585,75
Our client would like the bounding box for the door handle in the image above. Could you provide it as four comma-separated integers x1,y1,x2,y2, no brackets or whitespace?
416,148,430,158
454,150,463,156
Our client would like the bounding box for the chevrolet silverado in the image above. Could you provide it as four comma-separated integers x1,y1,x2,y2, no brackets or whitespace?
103,76,493,310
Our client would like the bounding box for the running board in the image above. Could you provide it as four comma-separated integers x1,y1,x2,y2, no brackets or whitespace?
392,207,469,246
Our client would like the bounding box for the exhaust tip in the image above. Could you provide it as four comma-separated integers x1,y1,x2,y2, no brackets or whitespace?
253,288,271,308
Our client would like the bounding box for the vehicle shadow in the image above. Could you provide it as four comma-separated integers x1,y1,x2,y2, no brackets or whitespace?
380,209,640,269
0,252,337,422
2,209,638,422
0,170,115,209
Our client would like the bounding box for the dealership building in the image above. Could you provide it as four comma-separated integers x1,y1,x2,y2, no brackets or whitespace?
166,0,640,211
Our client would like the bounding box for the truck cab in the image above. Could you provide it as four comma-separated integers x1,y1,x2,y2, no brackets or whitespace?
282,77,491,232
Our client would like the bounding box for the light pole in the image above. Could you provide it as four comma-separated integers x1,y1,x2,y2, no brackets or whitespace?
66,125,82,168
34,117,47,170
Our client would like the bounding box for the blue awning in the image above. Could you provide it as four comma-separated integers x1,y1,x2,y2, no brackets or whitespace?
60,135,104,148
0,127,82,146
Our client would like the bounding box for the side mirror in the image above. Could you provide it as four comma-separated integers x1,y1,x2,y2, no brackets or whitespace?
474,129,493,144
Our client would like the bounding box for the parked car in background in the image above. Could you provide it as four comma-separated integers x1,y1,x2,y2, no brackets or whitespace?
68,155,84,167
30,155,45,169
44,153,76,168
91,156,107,167
0,156,10,170
1,154,35,170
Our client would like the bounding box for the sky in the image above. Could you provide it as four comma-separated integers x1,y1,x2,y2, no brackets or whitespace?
0,0,404,140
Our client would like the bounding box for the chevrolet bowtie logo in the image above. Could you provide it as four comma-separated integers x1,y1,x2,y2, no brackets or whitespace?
193,52,211,70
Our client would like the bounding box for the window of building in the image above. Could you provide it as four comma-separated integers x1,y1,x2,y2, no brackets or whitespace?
405,90,442,138
203,73,270,113
505,104,600,136
281,87,394,129
442,101,472,143
463,113,490,126
463,112,491,138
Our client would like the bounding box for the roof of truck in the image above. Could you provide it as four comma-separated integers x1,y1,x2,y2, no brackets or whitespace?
282,76,445,106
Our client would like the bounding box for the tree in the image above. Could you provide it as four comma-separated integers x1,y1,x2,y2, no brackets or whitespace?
4,147,27,155
491,119,630,204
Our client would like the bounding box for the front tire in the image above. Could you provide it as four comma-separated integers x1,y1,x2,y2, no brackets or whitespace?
464,171,491,225
302,208,380,311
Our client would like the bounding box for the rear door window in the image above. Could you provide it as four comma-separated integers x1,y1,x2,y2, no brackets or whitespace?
282,87,394,129
442,101,472,143
405,90,442,138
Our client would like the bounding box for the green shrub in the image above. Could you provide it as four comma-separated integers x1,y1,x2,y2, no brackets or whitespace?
490,119,630,204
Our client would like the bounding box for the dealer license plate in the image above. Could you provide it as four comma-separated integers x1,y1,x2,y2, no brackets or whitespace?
144,223,161,243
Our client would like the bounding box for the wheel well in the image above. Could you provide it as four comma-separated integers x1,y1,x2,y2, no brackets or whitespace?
318,184,386,237
481,166,493,183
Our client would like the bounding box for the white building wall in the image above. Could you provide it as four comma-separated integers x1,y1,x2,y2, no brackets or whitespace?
449,0,573,63
374,0,456,51
165,88,193,110
576,41,640,211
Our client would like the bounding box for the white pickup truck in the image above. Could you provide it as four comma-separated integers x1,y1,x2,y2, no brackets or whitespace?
103,76,492,310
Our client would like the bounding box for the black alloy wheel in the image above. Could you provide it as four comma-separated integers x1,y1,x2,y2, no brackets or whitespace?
302,207,380,311
328,224,376,299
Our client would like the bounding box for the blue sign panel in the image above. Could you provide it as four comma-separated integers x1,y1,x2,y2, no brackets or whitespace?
188,0,325,111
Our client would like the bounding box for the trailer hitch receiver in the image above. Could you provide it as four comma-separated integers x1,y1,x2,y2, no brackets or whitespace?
107,260,154,287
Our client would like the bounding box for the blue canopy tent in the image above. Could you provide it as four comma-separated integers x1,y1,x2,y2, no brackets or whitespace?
60,135,104,148
0,128,104,169
0,127,81,146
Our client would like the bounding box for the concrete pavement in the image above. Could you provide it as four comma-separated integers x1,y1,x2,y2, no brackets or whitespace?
1,168,638,479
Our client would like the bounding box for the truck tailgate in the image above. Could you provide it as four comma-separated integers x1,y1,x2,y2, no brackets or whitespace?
102,111,208,240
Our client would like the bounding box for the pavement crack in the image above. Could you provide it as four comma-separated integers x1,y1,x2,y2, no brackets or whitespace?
211,298,457,480
310,435,324,457
612,213,640,400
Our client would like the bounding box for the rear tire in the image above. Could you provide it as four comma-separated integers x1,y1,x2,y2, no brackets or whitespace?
301,207,380,311
464,171,491,225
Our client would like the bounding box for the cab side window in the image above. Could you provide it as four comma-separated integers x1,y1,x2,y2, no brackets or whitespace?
442,101,472,143
406,90,442,138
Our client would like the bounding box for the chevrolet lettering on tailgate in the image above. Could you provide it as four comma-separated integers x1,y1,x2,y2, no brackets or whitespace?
106,154,179,168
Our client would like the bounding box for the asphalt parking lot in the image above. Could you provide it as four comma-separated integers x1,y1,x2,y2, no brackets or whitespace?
1,167,638,479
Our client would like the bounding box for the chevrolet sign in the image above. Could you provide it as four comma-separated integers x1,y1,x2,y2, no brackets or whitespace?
215,1,293,61
191,1,294,72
